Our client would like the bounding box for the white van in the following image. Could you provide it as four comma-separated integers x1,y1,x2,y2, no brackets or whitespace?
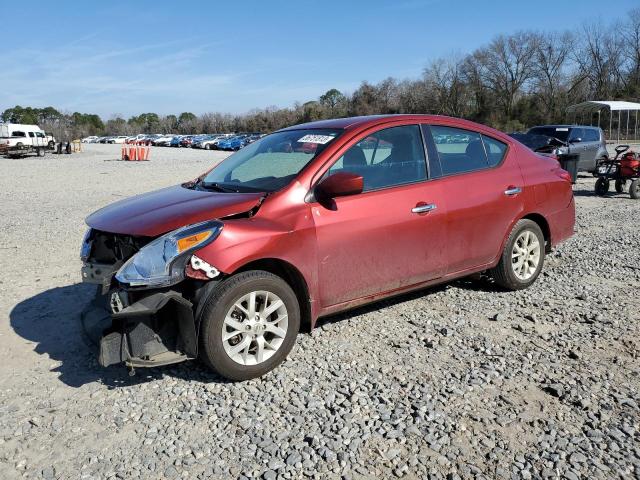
0,123,48,156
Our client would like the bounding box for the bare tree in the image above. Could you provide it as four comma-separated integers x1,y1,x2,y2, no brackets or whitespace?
532,31,573,122
424,56,471,117
572,22,625,99
621,8,640,96
475,32,538,118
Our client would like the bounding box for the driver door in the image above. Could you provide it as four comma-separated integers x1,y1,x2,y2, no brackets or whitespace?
311,124,447,307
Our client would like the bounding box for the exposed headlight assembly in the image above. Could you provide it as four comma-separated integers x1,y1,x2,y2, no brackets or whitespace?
80,228,93,261
116,220,223,288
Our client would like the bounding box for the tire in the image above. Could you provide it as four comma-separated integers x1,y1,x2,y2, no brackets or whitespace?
489,219,545,291
36,147,43,157
205,144,211,150
595,178,609,196
630,179,640,200
615,179,626,193
198,270,300,381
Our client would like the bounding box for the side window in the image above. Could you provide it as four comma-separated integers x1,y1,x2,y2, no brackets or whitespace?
569,128,585,142
36,132,45,138
327,125,427,192
429,126,488,175
583,129,599,142
13,131,25,137
28,132,35,138
481,135,507,167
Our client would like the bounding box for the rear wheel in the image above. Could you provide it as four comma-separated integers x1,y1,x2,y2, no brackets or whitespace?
36,147,43,157
205,144,211,150
199,270,300,381
595,178,609,196
615,179,626,193
630,179,640,199
489,219,545,291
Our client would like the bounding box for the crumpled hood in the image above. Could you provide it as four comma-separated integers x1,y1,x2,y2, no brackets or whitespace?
86,185,263,237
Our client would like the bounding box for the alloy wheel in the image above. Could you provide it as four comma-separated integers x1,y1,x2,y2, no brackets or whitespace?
511,230,541,280
222,290,288,366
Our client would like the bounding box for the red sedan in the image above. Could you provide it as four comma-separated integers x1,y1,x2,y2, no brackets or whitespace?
81,115,575,380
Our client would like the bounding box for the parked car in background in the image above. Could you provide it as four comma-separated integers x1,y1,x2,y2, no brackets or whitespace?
216,134,251,151
508,133,567,155
152,135,177,146
82,136,99,143
526,125,607,172
107,136,129,144
192,134,222,149
244,134,264,146
179,135,197,148
126,134,148,144
170,135,184,147
81,114,575,381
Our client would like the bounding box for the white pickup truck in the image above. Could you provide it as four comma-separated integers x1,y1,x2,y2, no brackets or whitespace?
0,123,54,157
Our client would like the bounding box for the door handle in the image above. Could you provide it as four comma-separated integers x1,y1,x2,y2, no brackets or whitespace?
411,203,437,214
504,186,522,196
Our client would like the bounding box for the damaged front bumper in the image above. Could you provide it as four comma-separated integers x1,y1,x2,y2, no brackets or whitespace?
95,290,198,368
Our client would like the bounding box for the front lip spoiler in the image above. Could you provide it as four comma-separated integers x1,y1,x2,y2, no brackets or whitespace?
97,291,197,368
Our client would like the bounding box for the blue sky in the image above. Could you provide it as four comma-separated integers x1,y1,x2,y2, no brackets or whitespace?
1,0,637,118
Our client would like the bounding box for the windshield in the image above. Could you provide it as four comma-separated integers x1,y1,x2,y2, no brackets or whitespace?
200,128,342,193
527,127,570,142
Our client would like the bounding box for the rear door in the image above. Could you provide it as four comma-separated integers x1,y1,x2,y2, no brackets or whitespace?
424,125,524,273
567,128,589,170
580,128,601,170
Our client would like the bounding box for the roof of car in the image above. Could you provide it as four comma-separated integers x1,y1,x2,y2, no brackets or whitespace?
277,114,465,131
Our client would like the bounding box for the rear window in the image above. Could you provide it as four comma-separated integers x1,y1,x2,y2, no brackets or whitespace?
430,126,488,175
12,131,26,137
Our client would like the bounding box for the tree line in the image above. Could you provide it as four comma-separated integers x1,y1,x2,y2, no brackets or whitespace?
2,8,639,141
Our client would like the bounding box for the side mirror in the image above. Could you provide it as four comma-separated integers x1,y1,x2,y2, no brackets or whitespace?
569,137,582,144
315,172,363,206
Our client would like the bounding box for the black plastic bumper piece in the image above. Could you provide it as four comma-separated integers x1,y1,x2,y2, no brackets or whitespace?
98,291,197,368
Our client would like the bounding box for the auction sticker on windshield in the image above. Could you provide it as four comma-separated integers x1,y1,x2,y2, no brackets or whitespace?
297,134,335,144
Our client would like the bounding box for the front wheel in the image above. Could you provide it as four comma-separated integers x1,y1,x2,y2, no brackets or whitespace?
595,178,609,196
489,219,545,290
630,179,640,199
199,270,300,381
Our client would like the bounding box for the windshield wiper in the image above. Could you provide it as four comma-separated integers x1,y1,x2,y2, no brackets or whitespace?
200,182,239,193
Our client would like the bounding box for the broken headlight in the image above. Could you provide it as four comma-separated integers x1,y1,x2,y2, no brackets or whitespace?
80,228,93,261
115,220,223,288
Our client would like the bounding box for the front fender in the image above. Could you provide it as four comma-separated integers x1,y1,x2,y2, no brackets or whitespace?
194,215,319,314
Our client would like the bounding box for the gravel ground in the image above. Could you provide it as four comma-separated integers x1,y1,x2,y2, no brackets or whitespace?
0,144,638,480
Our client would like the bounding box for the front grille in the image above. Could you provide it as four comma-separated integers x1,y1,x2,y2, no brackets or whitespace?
88,230,152,264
